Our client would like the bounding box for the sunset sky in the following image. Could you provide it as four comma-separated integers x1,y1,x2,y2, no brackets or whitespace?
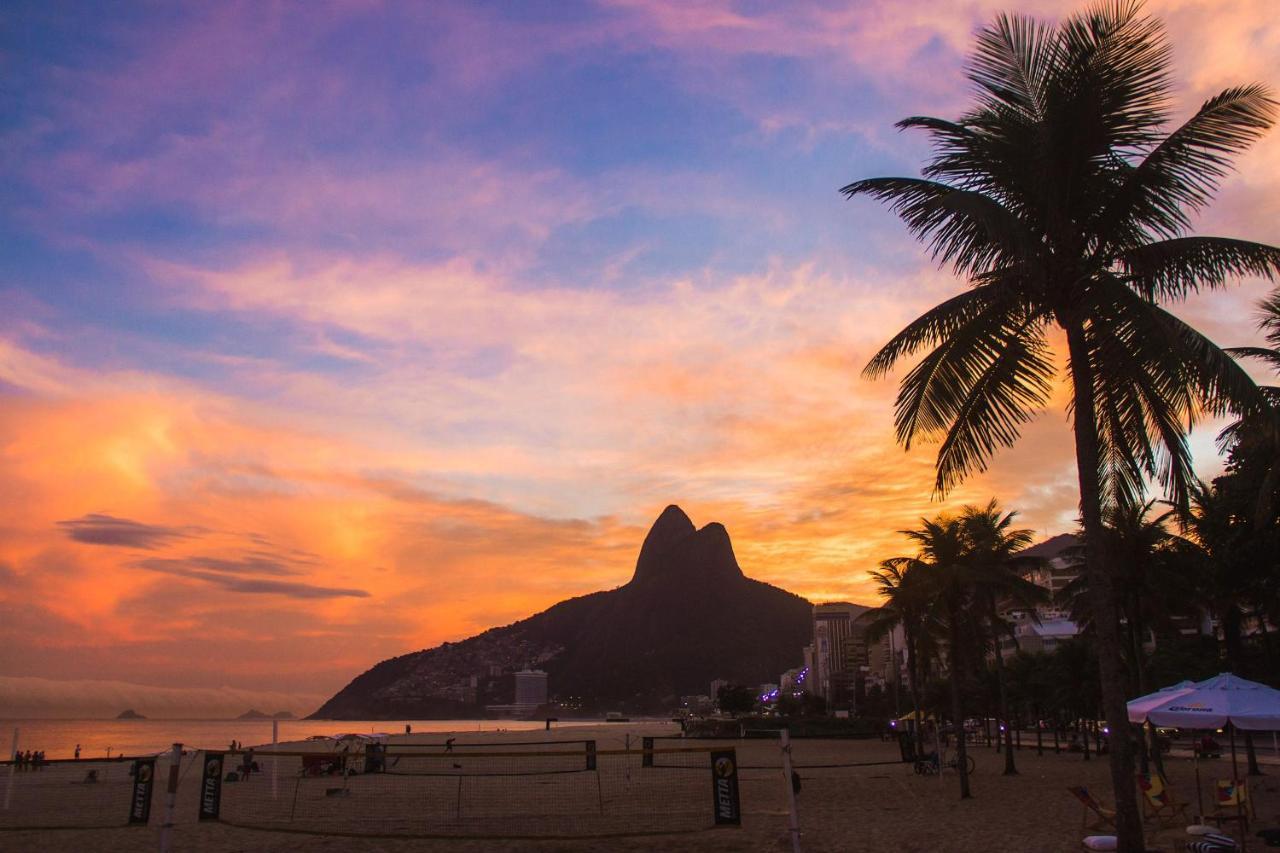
3,0,1279,712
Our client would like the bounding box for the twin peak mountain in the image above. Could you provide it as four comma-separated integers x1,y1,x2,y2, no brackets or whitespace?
313,506,812,717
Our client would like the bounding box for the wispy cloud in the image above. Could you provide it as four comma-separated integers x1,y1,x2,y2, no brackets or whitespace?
133,560,370,599
56,513,199,549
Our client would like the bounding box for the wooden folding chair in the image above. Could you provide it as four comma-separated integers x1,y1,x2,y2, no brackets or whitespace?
1207,778,1254,831
1136,771,1191,827
1068,786,1117,832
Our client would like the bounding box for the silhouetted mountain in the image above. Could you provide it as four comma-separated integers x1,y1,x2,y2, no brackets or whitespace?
312,506,812,718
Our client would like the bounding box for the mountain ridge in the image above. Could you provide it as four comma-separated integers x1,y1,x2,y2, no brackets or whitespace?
311,506,812,718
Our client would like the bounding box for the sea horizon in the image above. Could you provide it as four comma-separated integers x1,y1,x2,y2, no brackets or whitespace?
0,717,610,761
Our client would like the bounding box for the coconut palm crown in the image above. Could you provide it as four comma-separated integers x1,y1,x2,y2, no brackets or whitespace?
844,1,1276,508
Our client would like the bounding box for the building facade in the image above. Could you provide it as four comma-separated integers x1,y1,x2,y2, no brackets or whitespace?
514,669,548,707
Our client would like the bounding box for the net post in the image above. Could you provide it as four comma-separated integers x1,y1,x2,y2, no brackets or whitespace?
2,727,17,810
935,724,944,788
271,720,279,800
159,742,182,853
779,731,802,853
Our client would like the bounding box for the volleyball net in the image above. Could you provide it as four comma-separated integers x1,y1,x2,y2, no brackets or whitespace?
642,735,910,775
201,742,741,838
0,755,160,830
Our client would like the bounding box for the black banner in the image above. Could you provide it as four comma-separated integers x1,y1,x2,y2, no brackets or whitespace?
709,749,741,826
128,758,156,825
641,736,654,768
585,740,597,770
199,751,224,821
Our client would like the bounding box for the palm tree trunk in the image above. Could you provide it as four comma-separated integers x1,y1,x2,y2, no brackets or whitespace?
1130,610,1151,776
1065,324,1144,853
1150,722,1166,778
988,597,1017,774
946,600,971,798
908,627,924,760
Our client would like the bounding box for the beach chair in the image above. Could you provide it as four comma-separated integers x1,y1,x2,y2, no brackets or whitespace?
1137,772,1191,826
1208,779,1254,830
1069,786,1117,832
1185,829,1241,851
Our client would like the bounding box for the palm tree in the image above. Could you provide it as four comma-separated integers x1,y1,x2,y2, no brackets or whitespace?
899,515,976,798
866,559,936,758
1221,288,1280,525
961,500,1044,774
842,3,1278,847
1058,501,1199,697
1058,501,1202,774
1172,481,1272,775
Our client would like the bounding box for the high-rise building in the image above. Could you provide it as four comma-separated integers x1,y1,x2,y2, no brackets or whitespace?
812,603,868,698
514,669,548,706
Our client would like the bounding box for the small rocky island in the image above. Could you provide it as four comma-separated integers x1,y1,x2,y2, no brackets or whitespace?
237,709,295,720
115,709,146,720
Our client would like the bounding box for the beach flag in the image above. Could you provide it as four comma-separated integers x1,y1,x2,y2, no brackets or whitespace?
710,750,741,826
128,758,155,824
199,752,224,821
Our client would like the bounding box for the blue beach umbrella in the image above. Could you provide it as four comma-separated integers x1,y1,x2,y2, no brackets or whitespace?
1127,673,1280,731
1127,673,1280,829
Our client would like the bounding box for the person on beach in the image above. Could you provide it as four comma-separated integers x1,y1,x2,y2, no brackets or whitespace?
445,737,455,753
74,744,81,760
13,750,23,771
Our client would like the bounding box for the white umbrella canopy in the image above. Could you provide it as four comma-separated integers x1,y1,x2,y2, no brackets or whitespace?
1126,680,1196,725
1127,673,1280,731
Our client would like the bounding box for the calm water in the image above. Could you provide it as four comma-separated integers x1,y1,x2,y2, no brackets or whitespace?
1,718,565,760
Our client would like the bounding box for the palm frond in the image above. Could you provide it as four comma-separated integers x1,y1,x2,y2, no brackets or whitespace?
929,320,1056,494
968,12,1057,121
862,281,1024,378
1119,236,1280,300
1055,0,1172,149
891,299,1052,452
839,177,1034,274
1225,346,1280,372
1080,279,1265,506
1094,85,1278,246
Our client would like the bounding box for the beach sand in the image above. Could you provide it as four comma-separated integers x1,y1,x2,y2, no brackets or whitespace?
3,723,1276,852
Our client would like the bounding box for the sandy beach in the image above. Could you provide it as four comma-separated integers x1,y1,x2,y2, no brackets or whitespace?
3,723,1276,852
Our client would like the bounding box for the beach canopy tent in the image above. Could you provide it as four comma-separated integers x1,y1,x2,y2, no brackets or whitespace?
1127,674,1280,731
896,712,936,723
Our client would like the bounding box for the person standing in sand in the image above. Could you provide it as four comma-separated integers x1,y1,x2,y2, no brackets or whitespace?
74,744,81,760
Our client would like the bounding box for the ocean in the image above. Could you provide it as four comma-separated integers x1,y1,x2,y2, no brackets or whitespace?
1,718,564,760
